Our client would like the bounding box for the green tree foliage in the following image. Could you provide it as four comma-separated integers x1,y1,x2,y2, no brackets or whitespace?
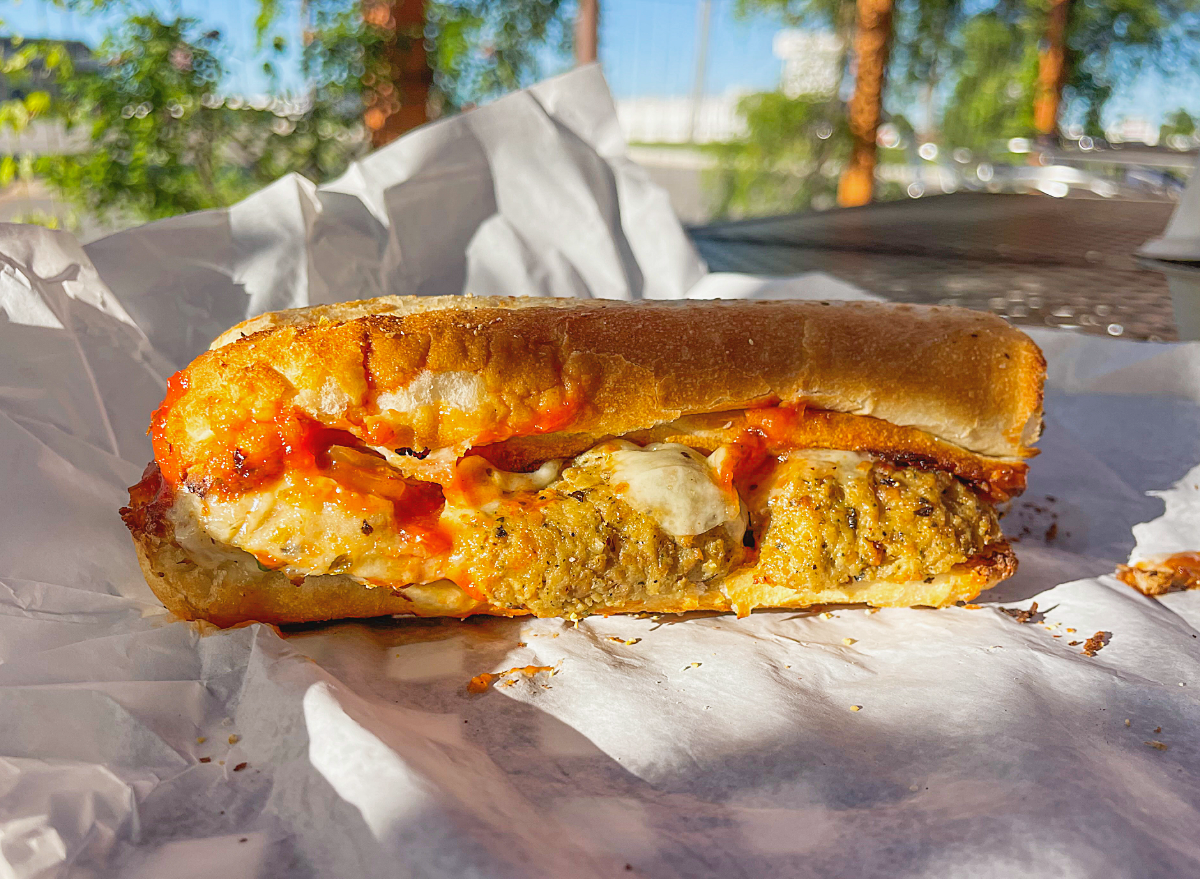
1062,0,1200,136
738,0,1200,153
1160,108,1197,143
425,0,573,111
0,1,573,226
939,12,1038,152
708,91,849,218
33,18,266,221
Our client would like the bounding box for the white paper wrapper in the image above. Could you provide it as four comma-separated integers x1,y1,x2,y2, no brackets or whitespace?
4,66,1200,878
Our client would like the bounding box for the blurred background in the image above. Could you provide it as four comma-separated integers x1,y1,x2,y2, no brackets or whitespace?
1,0,1198,337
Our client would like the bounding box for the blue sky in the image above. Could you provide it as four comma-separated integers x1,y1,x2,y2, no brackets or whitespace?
5,0,1199,128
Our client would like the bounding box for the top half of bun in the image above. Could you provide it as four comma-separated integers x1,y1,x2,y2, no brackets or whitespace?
155,295,1045,489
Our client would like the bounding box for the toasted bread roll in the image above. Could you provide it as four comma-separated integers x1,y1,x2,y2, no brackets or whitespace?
123,296,1043,625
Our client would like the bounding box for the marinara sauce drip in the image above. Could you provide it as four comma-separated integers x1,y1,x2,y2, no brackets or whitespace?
149,371,449,549
149,370,191,486
709,403,810,490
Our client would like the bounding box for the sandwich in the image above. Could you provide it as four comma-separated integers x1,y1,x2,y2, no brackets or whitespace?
121,296,1045,626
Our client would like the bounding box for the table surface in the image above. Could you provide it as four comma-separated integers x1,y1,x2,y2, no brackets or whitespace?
688,192,1179,341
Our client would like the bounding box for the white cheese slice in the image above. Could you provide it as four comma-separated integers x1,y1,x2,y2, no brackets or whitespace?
582,441,742,537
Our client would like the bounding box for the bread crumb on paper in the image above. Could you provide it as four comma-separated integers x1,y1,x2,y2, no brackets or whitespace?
1117,553,1200,596
1145,741,1169,751
842,638,857,646
1081,631,1110,656
850,705,862,712
467,665,557,694
682,662,702,671
233,762,247,772
1002,602,1040,623
196,736,206,744
607,636,642,646
1125,719,1131,727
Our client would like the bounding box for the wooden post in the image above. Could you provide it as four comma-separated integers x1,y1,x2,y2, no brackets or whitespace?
576,0,599,65
363,0,431,148
837,0,894,207
1033,0,1073,142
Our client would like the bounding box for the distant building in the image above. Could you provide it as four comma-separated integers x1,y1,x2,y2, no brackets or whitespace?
1106,117,1159,146
616,93,748,145
773,30,843,99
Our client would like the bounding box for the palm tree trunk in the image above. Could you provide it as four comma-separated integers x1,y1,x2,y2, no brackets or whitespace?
837,0,894,207
1033,0,1073,143
576,0,599,65
363,0,432,148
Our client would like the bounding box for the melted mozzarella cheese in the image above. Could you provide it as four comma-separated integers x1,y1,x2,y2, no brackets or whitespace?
581,441,742,537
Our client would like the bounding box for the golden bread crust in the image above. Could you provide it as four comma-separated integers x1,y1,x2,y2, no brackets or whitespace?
159,297,1044,494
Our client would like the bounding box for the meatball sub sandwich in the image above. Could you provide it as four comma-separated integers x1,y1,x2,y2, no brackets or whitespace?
122,296,1045,626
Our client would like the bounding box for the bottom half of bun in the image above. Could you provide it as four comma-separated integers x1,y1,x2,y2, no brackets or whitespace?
128,525,1014,628
123,443,1017,627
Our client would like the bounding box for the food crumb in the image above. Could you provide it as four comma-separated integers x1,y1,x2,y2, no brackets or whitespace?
820,612,834,620
199,757,211,763
1067,628,1076,633
962,603,982,610
239,838,248,843
1125,719,1131,727
607,636,642,646
196,736,207,744
850,705,862,712
868,607,881,614
233,762,247,772
1081,631,1110,656
682,662,702,670
467,666,556,694
1002,602,1040,623
1145,740,1169,751
517,642,526,647
228,734,240,745
1155,726,1162,734
842,638,857,646
1068,641,1081,646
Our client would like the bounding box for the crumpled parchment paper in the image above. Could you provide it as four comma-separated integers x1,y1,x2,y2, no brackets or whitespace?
3,66,1200,879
